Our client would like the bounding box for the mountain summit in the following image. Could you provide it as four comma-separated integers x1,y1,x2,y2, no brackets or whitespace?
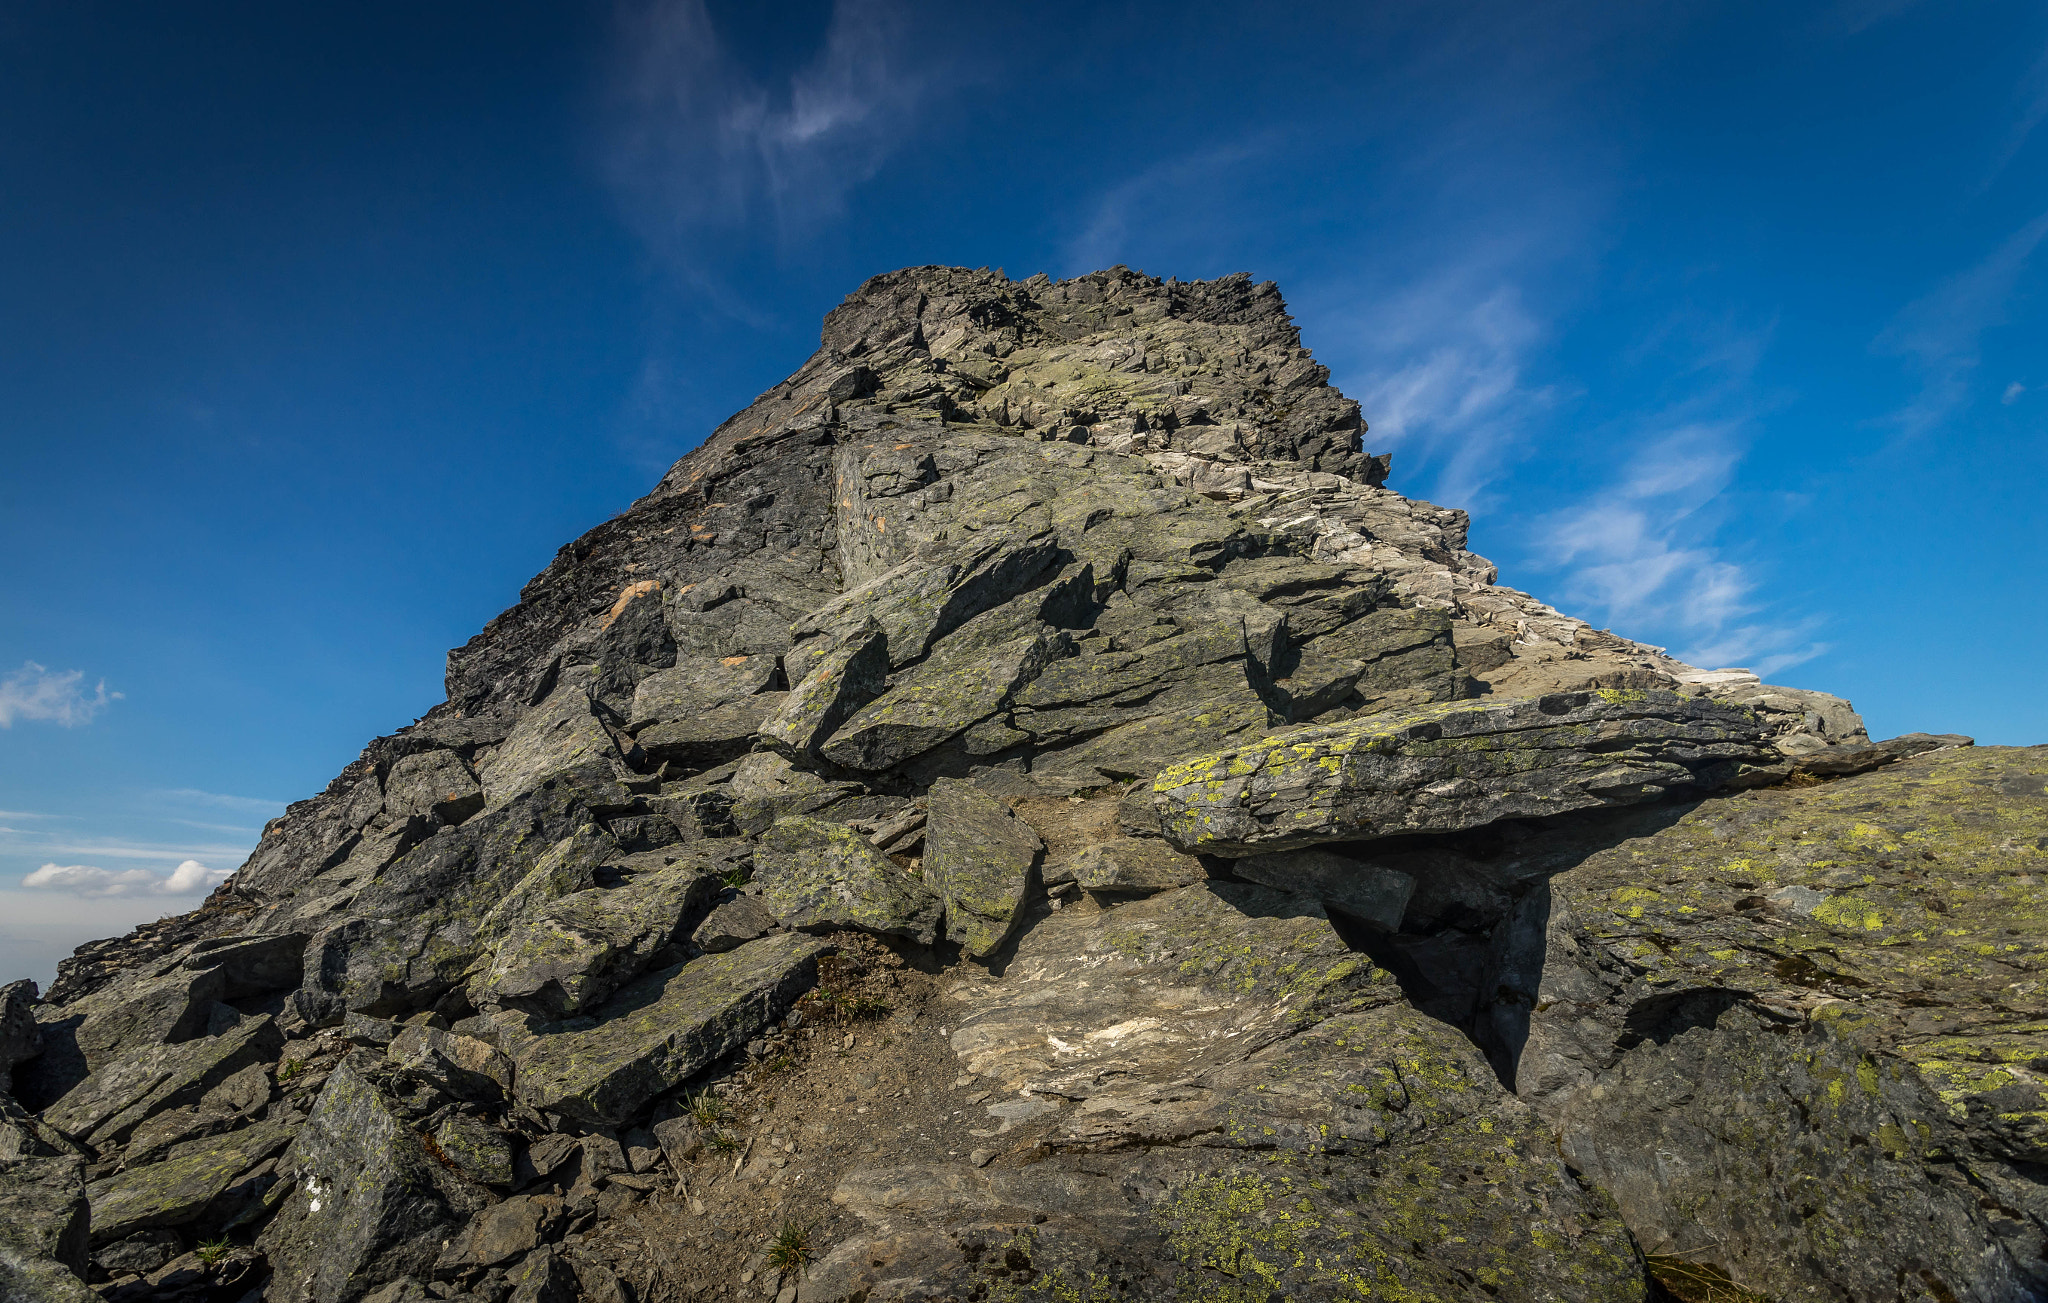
3,267,2039,1303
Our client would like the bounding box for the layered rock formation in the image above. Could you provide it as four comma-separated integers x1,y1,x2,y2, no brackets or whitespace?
2,266,2036,1303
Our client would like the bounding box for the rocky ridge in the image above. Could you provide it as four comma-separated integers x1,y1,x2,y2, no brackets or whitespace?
2,265,2038,1303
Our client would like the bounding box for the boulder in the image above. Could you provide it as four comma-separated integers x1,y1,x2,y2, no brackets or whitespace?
1154,689,1776,855
1070,837,1204,895
471,862,718,1017
634,693,786,766
436,1192,557,1270
499,931,829,1126
260,1060,465,1303
40,1015,283,1151
1230,848,1415,929
433,1115,512,1189
0,980,43,1077
759,626,891,759
690,894,779,953
0,1153,89,1276
386,1025,514,1103
86,1119,291,1245
384,749,485,825
818,621,1071,771
626,653,780,731
478,675,624,811
923,780,1041,958
752,816,944,946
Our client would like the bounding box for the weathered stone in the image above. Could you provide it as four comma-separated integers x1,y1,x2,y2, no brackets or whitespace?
433,1115,512,1189
437,1192,554,1270
384,749,485,825
753,816,944,945
471,862,718,1018
478,675,624,811
819,624,1070,771
1071,837,1205,895
1,979,43,1077
626,653,780,731
690,893,779,953
86,1120,290,1245
1155,689,1776,855
92,1228,179,1278
499,931,828,1126
505,1245,578,1303
0,1153,89,1277
923,780,1041,959
634,693,785,766
41,1015,283,1150
387,1025,514,1103
1231,847,1415,929
759,626,890,759
260,1060,464,1303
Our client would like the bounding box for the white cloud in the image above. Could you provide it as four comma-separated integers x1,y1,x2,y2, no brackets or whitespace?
154,788,286,815
2004,382,2026,405
605,0,936,264
1875,210,2048,438
22,859,230,899
0,662,121,728
1533,424,1828,677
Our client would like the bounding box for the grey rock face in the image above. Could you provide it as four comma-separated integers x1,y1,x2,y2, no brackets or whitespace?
383,749,484,825
1069,837,1204,895
752,816,944,946
923,780,1040,958
1154,689,1778,855
478,674,624,811
86,1118,290,1245
0,980,43,1078
497,931,828,1126
1231,847,1415,929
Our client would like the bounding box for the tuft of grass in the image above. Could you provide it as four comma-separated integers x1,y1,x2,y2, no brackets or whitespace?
277,1059,306,1083
720,866,752,890
757,1054,795,1075
765,1221,815,1276
707,1129,743,1153
195,1238,231,1268
797,985,891,1025
1647,1254,1773,1303
686,1091,728,1128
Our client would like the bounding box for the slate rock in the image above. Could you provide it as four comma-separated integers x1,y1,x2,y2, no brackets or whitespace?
260,1060,465,1303
499,931,828,1126
690,894,779,953
434,1115,512,1190
1231,847,1415,929
1154,689,1776,855
387,1025,514,1104
92,1228,180,1278
505,1246,578,1303
626,653,779,731
478,675,623,811
752,816,944,946
436,1192,556,1270
86,1119,291,1245
0,1153,89,1275
759,626,890,759
41,1015,283,1151
818,623,1071,771
384,749,486,825
471,862,718,1018
0,979,43,1077
1070,837,1204,895
634,693,786,766
923,780,1041,959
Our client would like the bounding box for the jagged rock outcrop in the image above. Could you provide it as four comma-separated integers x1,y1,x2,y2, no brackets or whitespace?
1,265,2025,1303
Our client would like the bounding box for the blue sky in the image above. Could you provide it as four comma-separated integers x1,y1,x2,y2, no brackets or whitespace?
3,0,2043,986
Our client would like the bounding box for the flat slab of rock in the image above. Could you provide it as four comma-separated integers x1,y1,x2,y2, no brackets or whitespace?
384,749,484,825
87,1120,291,1245
1154,689,1776,855
1070,837,1204,895
924,780,1040,959
626,654,779,731
478,676,622,811
0,1153,89,1276
42,1016,283,1151
501,931,828,1126
752,816,943,946
471,862,718,1018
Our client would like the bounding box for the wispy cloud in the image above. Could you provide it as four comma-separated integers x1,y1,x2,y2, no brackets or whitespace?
154,789,286,816
1061,137,1278,277
22,859,230,899
1532,424,1827,677
0,662,121,728
605,0,939,267
1874,210,2048,439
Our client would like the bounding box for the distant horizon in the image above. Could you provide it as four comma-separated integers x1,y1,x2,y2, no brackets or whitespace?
4,0,2043,987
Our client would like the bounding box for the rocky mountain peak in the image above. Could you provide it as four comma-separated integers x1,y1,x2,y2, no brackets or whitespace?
1,267,2031,1303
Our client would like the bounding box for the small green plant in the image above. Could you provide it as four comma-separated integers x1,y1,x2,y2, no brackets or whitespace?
708,1129,743,1153
277,1059,306,1082
686,1091,728,1128
195,1238,231,1268
765,1221,814,1276
720,866,752,889
758,1054,795,1075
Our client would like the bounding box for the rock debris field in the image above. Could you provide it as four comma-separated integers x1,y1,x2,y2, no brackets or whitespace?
3,265,2044,1303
